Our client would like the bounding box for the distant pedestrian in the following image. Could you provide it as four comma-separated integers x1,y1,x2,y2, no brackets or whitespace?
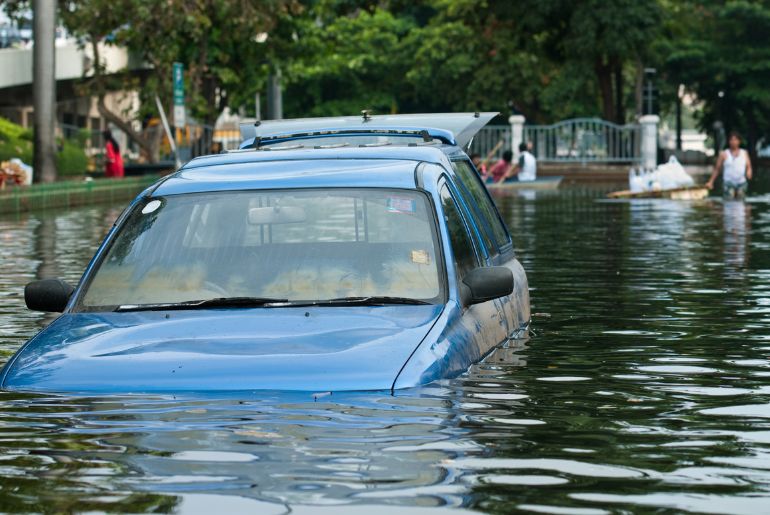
103,130,124,178
505,142,537,182
706,131,752,198
487,150,513,183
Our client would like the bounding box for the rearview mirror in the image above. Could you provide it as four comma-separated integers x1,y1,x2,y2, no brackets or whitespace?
462,267,513,305
248,206,306,225
25,279,75,313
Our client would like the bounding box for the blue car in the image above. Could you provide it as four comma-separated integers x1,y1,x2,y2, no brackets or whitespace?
1,113,530,393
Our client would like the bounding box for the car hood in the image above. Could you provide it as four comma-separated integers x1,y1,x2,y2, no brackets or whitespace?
2,305,443,393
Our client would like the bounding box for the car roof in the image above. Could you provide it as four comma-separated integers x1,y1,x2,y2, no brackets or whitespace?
152,145,465,196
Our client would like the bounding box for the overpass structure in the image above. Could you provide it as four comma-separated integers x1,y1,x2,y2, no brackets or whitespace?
0,42,139,131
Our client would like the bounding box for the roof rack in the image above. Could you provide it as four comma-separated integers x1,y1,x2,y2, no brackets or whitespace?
247,128,444,150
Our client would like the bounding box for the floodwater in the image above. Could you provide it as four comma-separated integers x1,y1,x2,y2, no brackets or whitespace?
2,190,770,514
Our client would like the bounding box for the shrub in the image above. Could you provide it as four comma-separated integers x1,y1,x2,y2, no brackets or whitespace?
0,117,88,178
57,140,89,176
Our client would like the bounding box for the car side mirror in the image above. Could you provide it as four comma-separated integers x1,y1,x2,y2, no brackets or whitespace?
25,279,75,313
462,266,514,305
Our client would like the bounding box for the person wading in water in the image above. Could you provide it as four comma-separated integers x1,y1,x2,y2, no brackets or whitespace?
706,131,752,199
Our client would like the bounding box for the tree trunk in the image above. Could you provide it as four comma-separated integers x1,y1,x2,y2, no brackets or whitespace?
634,59,644,118
90,38,160,163
612,57,624,124
595,57,615,122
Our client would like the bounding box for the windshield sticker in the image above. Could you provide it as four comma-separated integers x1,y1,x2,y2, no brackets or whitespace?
142,200,162,214
411,250,431,265
387,196,416,214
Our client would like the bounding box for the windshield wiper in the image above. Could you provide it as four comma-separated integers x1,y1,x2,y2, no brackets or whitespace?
289,296,432,307
115,297,288,312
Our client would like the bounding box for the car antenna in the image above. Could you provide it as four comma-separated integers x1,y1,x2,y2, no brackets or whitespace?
361,109,373,122
474,111,480,118
251,119,262,149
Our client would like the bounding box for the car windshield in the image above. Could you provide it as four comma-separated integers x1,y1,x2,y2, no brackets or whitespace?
79,188,443,310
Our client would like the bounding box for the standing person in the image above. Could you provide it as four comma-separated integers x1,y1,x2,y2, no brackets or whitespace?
486,150,513,184
706,131,752,198
506,142,537,182
103,130,124,178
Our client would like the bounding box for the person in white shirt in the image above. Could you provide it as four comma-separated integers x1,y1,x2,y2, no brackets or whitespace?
706,132,752,199
505,142,537,182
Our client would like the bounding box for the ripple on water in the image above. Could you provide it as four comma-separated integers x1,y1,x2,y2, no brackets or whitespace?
171,451,259,462
536,376,592,382
451,458,648,479
700,403,770,418
570,493,770,515
637,365,721,374
477,474,568,486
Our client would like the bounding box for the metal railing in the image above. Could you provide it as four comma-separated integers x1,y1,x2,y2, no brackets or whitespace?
472,118,643,164
58,121,242,166
524,118,640,163
468,125,510,160
165,125,241,162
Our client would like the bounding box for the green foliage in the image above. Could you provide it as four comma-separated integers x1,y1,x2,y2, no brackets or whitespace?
8,0,770,152
0,117,33,163
277,0,660,123
664,0,770,148
55,0,291,125
282,6,417,116
0,116,32,142
0,117,87,176
56,141,89,176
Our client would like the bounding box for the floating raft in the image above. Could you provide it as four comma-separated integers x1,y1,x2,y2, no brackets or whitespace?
607,186,710,200
487,176,563,192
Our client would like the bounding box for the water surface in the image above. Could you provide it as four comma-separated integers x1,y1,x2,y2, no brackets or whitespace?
2,192,770,513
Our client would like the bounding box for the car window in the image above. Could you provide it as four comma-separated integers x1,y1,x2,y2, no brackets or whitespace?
452,160,512,251
440,185,479,281
79,189,443,309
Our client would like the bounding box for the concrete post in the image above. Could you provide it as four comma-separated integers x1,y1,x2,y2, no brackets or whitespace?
639,114,659,170
33,0,57,183
509,114,525,156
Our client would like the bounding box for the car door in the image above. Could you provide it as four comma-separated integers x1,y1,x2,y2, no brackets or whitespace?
450,158,528,336
438,180,509,360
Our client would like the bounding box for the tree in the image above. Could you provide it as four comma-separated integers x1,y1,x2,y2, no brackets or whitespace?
275,1,420,117
271,0,662,124
665,1,770,153
4,0,291,162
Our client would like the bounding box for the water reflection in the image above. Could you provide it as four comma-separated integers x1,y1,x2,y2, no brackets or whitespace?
723,200,751,269
2,195,770,513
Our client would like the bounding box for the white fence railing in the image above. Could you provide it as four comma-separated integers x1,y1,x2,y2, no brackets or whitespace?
525,118,640,163
472,116,655,166
468,125,510,161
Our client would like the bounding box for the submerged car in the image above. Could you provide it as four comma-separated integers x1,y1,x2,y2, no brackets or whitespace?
1,113,530,393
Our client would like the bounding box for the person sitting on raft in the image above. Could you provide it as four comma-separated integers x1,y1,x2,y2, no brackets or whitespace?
503,142,537,183
486,150,513,183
